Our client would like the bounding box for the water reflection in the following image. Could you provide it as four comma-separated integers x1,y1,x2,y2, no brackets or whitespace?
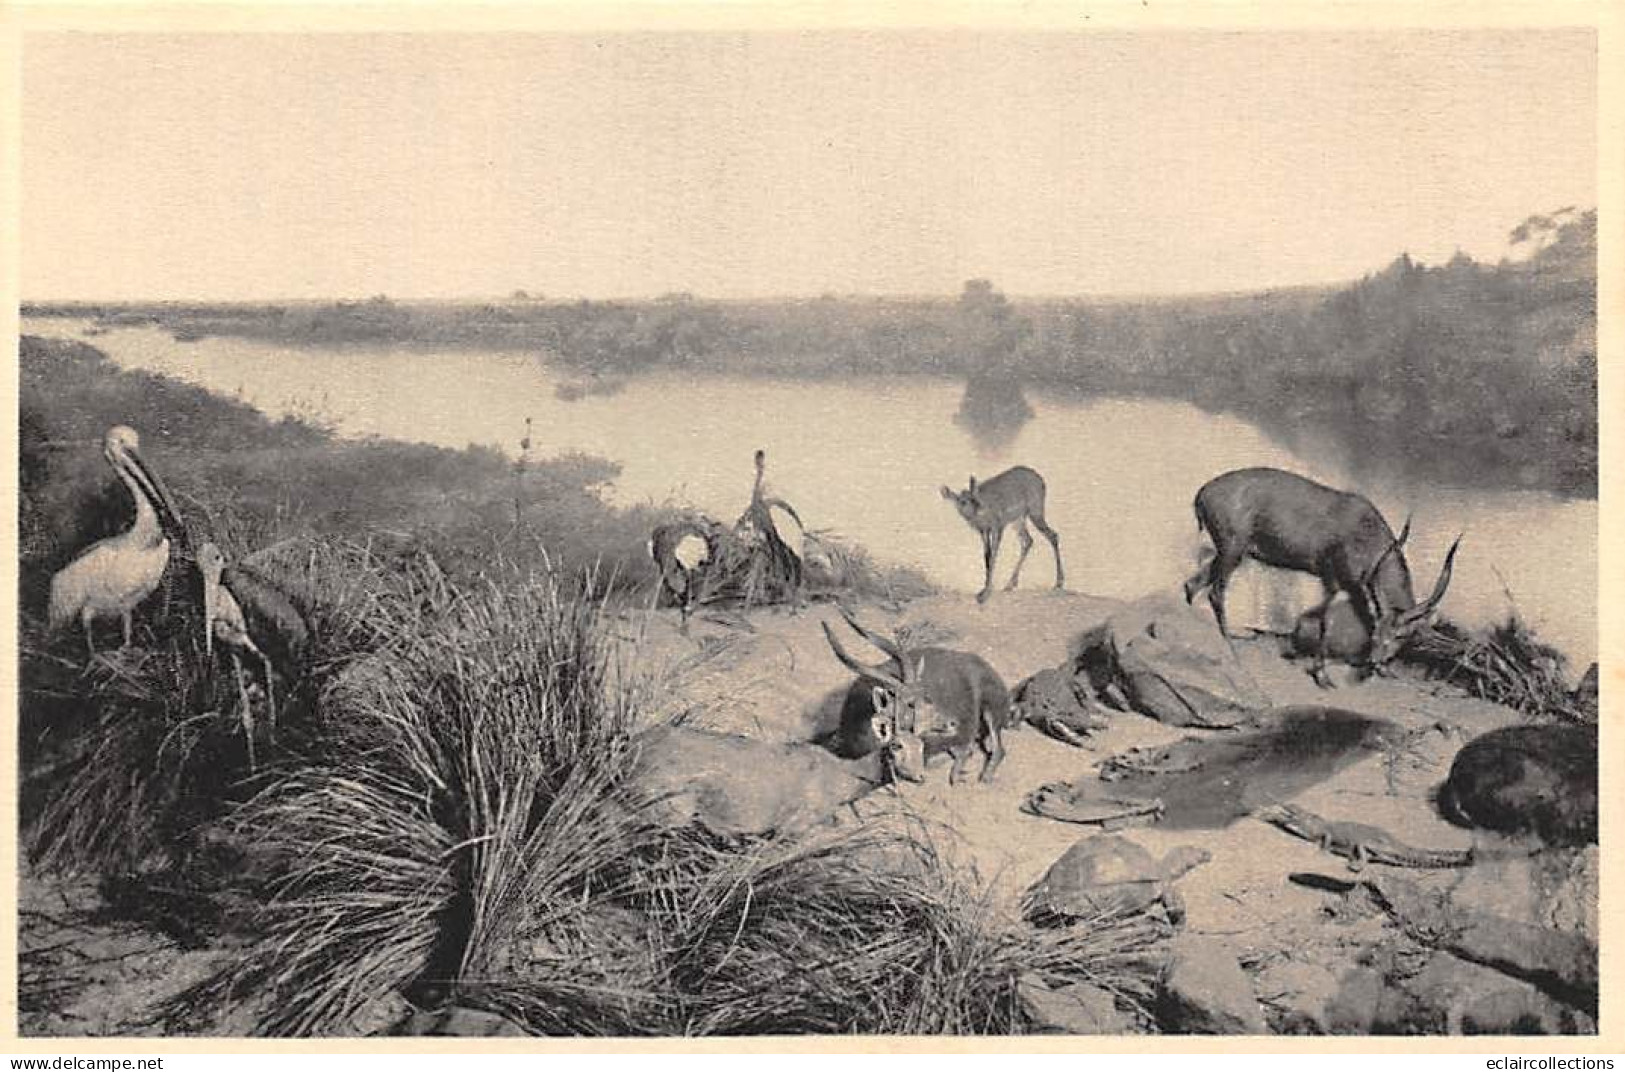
953,375,1033,456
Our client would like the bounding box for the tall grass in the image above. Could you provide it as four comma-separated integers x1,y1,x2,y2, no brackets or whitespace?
1409,615,1595,724
194,569,665,1036
643,824,1164,1036
19,605,246,873
155,565,1160,1037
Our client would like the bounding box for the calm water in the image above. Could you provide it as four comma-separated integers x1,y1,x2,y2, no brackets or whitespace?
25,317,1598,670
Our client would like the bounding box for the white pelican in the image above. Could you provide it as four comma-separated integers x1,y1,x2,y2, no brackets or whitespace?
48,426,185,658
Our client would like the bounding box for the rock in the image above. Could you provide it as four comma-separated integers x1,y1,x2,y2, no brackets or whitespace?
348,991,416,1037
1361,874,1597,1013
1323,967,1385,1035
401,1005,529,1037
1398,953,1592,1035
1459,988,1594,1036
1075,593,1270,728
1017,974,1133,1034
1324,966,1418,1035
1258,959,1341,1034
1451,846,1598,944
1013,667,1110,747
1157,935,1268,1035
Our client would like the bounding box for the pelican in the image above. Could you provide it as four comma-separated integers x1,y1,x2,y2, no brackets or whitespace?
197,541,310,769
48,425,185,658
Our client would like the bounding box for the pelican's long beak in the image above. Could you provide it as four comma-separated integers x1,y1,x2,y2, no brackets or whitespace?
202,579,216,656
118,442,186,542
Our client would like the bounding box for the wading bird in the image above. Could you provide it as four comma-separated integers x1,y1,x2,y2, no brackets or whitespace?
48,425,186,659
198,541,311,769
648,515,725,633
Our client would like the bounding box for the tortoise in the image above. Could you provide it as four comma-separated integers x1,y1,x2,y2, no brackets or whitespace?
1023,834,1211,925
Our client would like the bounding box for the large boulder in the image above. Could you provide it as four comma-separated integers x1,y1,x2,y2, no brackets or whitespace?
1075,594,1270,728
1017,974,1134,1034
1156,935,1268,1034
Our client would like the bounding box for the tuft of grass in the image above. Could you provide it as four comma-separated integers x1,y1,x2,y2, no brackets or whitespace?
20,627,252,874
802,530,937,607
188,569,666,1036
1409,614,1593,723
638,821,1164,1036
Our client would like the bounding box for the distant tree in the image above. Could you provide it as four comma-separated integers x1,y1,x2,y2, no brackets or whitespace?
954,278,1029,371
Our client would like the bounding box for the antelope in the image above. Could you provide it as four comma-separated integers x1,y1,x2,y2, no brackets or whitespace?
1181,467,1461,686
822,607,1013,785
648,515,726,632
48,426,187,659
940,465,1064,604
627,699,926,839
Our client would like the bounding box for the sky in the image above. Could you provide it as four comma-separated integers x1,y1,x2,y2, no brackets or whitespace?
20,28,1597,301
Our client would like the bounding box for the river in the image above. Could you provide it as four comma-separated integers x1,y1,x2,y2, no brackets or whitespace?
23,317,1597,671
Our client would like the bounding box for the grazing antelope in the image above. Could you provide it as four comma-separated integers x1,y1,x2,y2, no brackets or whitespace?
48,425,187,659
940,466,1064,604
648,516,725,632
198,542,311,768
1182,467,1461,686
628,699,926,839
822,608,1013,785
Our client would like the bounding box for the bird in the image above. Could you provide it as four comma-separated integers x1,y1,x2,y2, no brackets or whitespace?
48,425,186,660
648,515,725,633
734,448,805,610
197,541,311,769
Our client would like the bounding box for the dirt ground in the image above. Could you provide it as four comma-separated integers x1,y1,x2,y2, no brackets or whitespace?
620,588,1596,1031
18,586,1593,1037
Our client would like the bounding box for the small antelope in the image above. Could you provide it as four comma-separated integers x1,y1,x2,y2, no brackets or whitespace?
1182,467,1461,686
822,607,1013,785
628,700,926,839
940,465,1064,604
648,516,726,632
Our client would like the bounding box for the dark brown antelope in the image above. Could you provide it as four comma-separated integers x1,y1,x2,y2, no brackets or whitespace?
822,607,1014,784
940,465,1064,604
1182,467,1461,686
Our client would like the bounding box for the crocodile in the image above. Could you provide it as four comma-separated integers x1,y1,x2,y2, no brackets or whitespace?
1257,802,1474,871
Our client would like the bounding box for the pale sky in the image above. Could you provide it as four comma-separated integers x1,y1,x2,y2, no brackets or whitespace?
21,29,1596,301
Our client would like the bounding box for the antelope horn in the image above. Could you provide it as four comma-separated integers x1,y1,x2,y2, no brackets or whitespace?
823,620,904,689
838,605,905,661
1362,514,1412,589
1402,534,1462,623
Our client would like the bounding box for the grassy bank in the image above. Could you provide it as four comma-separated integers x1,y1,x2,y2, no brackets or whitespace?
18,334,931,610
